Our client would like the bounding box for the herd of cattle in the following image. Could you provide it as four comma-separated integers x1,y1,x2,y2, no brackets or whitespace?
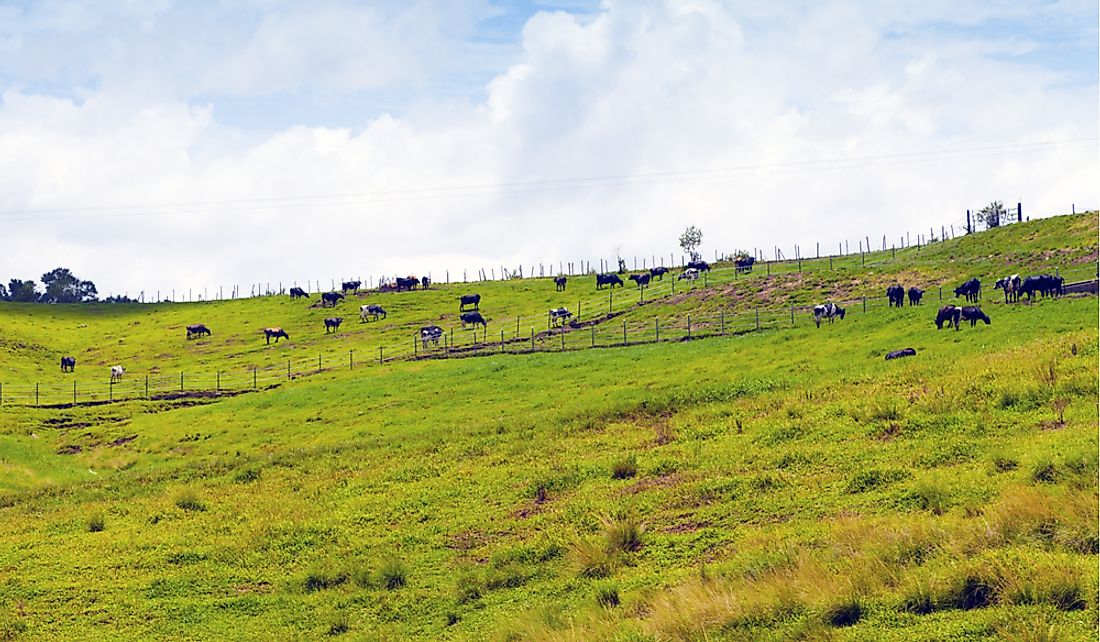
54,266,1073,377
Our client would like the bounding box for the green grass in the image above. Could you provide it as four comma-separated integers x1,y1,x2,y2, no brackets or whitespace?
0,212,1096,640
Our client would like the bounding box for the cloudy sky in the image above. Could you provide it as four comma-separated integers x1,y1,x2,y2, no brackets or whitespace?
1,0,1097,297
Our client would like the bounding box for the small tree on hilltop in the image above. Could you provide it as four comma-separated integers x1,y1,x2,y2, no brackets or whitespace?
40,267,98,303
679,226,703,262
979,201,1007,229
6,278,39,303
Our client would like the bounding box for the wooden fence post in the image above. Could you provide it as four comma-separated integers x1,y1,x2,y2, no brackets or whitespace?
145,375,149,399
181,371,185,392
655,317,660,342
756,307,760,330
253,367,257,388
378,346,384,365
790,304,795,325
35,383,39,407
622,320,627,345
349,350,354,369
317,355,322,373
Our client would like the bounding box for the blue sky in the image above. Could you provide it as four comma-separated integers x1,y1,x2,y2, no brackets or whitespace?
0,0,1096,294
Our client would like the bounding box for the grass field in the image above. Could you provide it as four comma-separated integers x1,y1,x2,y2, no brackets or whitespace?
0,213,1097,641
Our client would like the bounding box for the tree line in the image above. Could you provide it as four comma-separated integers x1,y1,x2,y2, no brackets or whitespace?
0,268,131,303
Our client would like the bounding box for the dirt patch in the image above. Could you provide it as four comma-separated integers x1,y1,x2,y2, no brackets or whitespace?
663,519,712,534
109,434,138,447
235,582,272,594
447,530,488,551
56,444,82,455
618,473,683,496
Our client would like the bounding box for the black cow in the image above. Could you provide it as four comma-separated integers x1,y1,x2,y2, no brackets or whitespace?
649,266,670,280
549,307,572,326
289,287,309,299
596,273,624,289
324,317,343,333
555,277,567,292
264,327,290,344
341,280,361,294
460,311,487,328
60,356,76,372
421,276,431,290
321,292,344,307
186,324,211,339
735,256,756,273
907,287,923,306
885,348,917,360
459,293,481,310
934,305,961,331
396,276,419,291
954,278,981,303
687,260,711,272
960,306,990,327
886,284,905,308
628,273,651,288
420,325,444,348
359,304,386,322
1020,275,1063,302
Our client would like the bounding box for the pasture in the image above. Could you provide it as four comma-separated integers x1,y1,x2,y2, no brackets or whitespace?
0,213,1096,641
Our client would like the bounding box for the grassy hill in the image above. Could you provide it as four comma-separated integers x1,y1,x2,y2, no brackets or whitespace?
0,212,1097,641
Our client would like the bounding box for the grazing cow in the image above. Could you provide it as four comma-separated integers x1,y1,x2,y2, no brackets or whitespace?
954,278,981,303
359,304,386,322
60,356,76,372
341,280,361,294
812,303,846,328
110,365,125,382
459,293,481,310
649,266,670,280
321,292,344,307
1022,274,1065,299
289,287,309,299
324,317,343,333
934,305,961,331
264,327,290,344
735,256,756,273
885,348,917,361
678,268,700,282
460,311,487,328
907,287,924,306
886,284,905,308
687,260,711,272
960,306,990,327
994,275,1021,303
186,324,211,340
421,276,431,290
596,273,624,289
549,307,572,326
396,276,419,291
628,273,651,288
420,325,444,348
555,276,568,291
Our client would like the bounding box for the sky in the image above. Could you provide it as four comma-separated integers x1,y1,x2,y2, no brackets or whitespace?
1,0,1097,298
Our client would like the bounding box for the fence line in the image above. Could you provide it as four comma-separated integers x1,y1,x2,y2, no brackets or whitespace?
4,264,1095,408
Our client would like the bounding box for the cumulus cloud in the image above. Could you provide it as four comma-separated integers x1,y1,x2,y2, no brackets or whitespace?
0,0,1096,296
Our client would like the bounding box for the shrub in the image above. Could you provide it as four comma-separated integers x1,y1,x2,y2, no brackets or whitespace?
611,455,638,480
174,490,206,512
595,583,620,608
87,512,105,533
376,557,407,590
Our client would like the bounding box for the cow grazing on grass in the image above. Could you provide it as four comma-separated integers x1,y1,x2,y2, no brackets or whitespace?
649,266,670,280
60,356,76,372
1020,275,1063,302
264,328,290,344
549,307,572,326
885,348,917,360
359,304,386,322
678,268,700,282
596,273,624,289
960,306,990,327
421,276,431,290
396,276,419,291
341,280,361,294
289,287,309,299
935,305,961,331
324,317,343,333
321,292,344,307
735,256,756,273
687,260,710,272
628,273,651,288
994,275,1021,303
110,365,125,382
954,278,981,303
907,287,924,306
886,284,905,308
459,293,481,310
420,325,444,348
460,311,487,328
186,324,211,340
813,303,845,328
555,276,567,291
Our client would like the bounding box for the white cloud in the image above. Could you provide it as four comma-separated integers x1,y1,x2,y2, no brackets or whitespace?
0,0,1096,296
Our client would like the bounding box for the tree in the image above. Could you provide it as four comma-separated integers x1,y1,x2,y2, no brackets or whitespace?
40,267,98,303
679,226,703,261
979,201,1007,229
6,278,39,303
0,283,7,301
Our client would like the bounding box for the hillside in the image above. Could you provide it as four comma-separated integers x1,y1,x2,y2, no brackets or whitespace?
0,212,1097,641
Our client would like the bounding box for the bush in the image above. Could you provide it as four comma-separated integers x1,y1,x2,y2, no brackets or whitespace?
87,512,105,533
611,455,637,480
595,583,620,608
174,490,206,512
376,557,407,590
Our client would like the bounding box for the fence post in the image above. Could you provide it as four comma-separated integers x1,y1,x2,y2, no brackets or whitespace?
35,383,39,407
756,307,760,330
591,325,595,348
317,355,322,373
790,304,795,325
561,328,566,351
145,375,149,399
109,380,113,403
181,371,185,392
414,335,419,357
608,287,613,316
217,371,221,391
379,346,384,365
287,360,290,380
530,328,535,352
501,329,505,352
687,316,692,339
829,255,832,270
253,367,257,389
1,383,3,405
938,287,942,301
623,320,627,345
655,317,660,342
863,297,867,313
350,350,354,369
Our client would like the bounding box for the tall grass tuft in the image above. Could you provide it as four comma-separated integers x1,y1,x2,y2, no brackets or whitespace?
326,613,349,636
87,512,105,533
821,597,862,627
376,556,407,590
174,489,206,512
611,455,638,480
595,583,620,608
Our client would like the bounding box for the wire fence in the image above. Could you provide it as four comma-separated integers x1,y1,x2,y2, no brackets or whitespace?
4,259,1095,408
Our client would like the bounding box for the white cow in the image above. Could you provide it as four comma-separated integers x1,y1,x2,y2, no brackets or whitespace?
679,268,700,282
110,365,125,382
360,304,386,322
